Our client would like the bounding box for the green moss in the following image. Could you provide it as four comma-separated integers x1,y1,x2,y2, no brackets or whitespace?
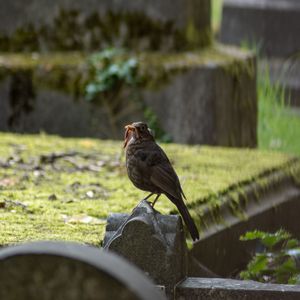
0,132,299,246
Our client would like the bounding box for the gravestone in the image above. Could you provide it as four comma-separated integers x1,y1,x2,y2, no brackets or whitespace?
0,241,166,300
103,200,188,297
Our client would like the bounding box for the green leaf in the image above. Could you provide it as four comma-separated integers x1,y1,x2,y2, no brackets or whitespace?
240,229,291,249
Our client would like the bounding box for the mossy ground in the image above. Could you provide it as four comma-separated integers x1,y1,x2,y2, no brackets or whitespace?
0,132,299,247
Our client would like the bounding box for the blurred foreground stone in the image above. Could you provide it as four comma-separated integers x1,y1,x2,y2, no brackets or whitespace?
0,241,166,300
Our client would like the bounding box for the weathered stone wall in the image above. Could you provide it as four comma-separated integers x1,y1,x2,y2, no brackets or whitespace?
0,0,211,51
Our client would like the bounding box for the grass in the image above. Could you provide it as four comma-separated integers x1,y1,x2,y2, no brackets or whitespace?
258,69,300,156
0,133,298,246
211,0,223,32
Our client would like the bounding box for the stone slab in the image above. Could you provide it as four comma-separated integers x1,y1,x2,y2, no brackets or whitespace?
220,0,300,58
176,278,300,300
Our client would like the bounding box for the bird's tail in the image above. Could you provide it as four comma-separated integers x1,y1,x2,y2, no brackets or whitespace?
169,195,199,241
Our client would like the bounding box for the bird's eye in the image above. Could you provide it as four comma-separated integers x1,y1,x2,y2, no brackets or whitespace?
140,125,146,131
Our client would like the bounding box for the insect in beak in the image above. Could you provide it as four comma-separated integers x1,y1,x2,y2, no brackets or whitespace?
124,125,136,148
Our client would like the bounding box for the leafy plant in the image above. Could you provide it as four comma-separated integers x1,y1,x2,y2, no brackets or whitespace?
240,229,300,284
85,48,140,137
85,47,170,141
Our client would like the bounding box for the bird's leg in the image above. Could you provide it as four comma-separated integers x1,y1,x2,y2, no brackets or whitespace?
151,194,161,207
143,193,154,201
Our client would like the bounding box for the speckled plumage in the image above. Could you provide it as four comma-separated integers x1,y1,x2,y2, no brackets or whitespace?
124,122,199,241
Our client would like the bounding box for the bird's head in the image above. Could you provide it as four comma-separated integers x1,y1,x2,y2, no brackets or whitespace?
124,122,154,148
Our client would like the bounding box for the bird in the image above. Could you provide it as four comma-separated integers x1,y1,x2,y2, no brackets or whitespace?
123,121,199,241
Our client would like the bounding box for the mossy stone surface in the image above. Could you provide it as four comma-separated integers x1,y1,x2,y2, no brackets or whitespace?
0,132,299,246
0,45,254,97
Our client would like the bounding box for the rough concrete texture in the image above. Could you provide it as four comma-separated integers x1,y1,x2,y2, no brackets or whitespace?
176,278,300,300
103,200,188,294
0,242,166,300
220,0,300,58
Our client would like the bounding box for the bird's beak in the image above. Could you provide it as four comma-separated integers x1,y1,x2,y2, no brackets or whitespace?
124,124,135,148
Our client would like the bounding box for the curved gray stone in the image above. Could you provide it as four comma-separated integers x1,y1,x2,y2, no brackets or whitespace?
0,241,166,300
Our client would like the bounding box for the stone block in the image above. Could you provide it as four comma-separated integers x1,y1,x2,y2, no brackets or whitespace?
103,200,188,296
0,241,166,300
0,46,257,147
220,0,300,58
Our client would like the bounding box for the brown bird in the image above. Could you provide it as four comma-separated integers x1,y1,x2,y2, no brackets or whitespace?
124,121,199,241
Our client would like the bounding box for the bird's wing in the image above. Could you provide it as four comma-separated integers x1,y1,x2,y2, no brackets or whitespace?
149,157,183,200
132,142,184,200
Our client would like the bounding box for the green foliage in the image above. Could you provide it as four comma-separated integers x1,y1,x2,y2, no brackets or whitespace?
240,230,300,284
240,229,292,249
84,48,170,141
211,0,223,32
85,48,138,100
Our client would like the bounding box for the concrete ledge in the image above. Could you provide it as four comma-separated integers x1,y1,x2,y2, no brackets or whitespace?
176,278,300,300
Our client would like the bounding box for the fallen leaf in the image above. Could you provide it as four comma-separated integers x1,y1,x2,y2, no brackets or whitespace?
0,178,18,187
62,214,106,225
